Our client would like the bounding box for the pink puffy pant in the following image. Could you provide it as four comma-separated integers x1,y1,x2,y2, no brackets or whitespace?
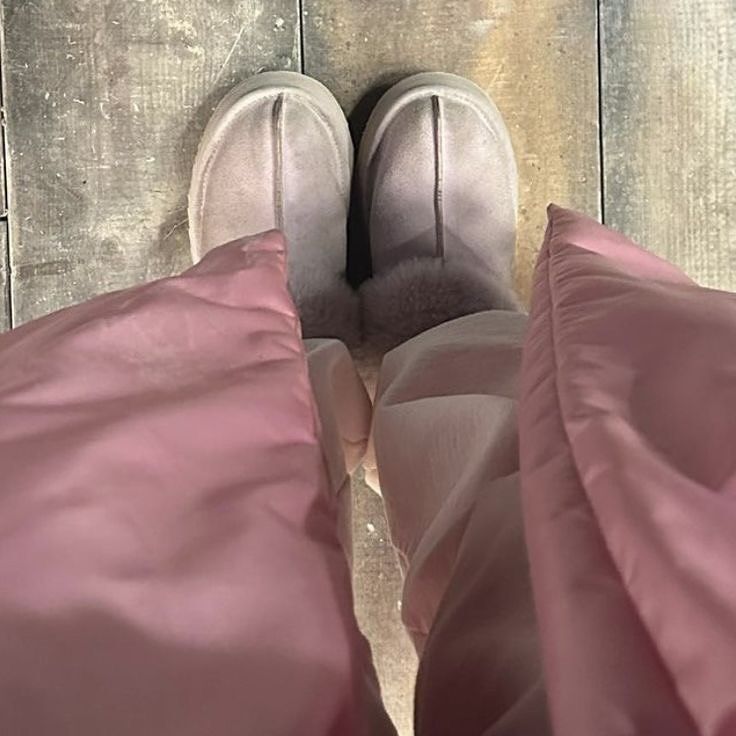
1,207,736,735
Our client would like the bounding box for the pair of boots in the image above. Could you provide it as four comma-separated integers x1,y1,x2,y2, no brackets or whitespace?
189,71,522,353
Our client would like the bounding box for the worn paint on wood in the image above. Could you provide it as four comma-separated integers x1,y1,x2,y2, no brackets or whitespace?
2,0,300,324
302,0,601,300
602,0,736,289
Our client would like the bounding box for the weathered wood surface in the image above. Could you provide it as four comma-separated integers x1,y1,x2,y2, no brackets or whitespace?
0,52,8,329
302,0,601,300
2,0,300,324
601,0,736,289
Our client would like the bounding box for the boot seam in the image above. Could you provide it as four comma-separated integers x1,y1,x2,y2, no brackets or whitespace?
272,93,285,231
432,95,446,260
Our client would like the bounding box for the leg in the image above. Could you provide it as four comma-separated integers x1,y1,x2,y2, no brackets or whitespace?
520,206,736,734
188,71,395,733
0,234,392,735
369,311,549,735
357,74,550,734
305,337,400,732
0,71,396,734
189,72,359,346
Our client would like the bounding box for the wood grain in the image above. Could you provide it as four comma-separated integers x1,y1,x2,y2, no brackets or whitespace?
303,0,601,300
1,0,300,324
601,0,736,289
0,100,6,219
0,35,8,330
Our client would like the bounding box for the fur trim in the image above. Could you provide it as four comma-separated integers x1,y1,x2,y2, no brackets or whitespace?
292,277,361,348
360,257,521,354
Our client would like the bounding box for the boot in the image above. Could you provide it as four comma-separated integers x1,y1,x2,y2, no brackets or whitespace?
189,71,358,345
358,72,521,353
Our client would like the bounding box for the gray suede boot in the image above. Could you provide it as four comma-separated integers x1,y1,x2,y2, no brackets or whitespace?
189,72,358,345
358,72,522,353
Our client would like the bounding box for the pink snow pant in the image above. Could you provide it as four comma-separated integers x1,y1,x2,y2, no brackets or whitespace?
1,206,735,735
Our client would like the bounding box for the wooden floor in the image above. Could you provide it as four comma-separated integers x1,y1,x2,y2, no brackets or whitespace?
2,1,735,732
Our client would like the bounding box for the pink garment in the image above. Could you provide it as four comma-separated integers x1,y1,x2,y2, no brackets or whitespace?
367,309,548,734
521,205,736,735
0,232,387,735
1,206,735,735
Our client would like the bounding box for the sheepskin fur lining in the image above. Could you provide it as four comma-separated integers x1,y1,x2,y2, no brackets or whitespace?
360,257,521,354
292,277,361,348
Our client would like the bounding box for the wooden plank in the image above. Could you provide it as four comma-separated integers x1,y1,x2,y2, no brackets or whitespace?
0,14,8,221
0,9,9,330
601,0,736,290
302,0,601,301
0,86,7,218
2,0,300,324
